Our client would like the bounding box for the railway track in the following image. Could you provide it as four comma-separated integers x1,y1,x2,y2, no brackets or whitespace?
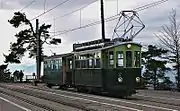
0,84,85,111
27,84,180,110
24,83,180,107
0,87,58,111
1,83,179,111
0,84,139,111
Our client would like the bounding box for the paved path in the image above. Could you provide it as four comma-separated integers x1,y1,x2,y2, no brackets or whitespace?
0,96,30,111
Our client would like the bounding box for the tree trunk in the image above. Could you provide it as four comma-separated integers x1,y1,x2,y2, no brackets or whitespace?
153,69,157,90
177,53,180,91
20,77,22,83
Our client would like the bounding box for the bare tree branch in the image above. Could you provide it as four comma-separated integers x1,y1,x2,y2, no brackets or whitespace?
156,9,180,90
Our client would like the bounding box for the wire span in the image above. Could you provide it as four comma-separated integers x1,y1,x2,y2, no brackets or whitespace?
30,0,73,21
19,0,36,12
50,0,168,37
44,0,98,23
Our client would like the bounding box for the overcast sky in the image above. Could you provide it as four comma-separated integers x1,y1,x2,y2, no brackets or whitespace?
0,0,179,78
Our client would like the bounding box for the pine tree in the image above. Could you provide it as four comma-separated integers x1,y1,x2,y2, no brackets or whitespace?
4,12,61,63
0,64,11,82
142,45,171,90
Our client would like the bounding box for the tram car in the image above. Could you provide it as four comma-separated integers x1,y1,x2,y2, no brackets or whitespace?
43,39,142,97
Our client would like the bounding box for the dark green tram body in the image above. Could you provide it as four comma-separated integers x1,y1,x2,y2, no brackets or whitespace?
73,42,141,96
102,43,141,95
102,68,141,95
43,39,142,96
43,53,73,87
43,55,62,85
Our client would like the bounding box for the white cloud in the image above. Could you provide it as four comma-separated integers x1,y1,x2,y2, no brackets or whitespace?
0,10,19,63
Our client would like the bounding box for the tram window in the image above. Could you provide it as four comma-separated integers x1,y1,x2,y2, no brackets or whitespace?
75,60,80,68
80,56,83,60
89,59,93,68
117,51,124,67
134,51,140,67
75,55,79,60
45,64,47,69
59,58,62,67
109,51,114,66
43,61,47,68
94,58,100,68
87,54,90,58
126,51,132,67
80,55,87,60
69,60,73,69
81,60,87,68
53,60,57,69
51,60,54,69
47,61,51,68
55,60,59,69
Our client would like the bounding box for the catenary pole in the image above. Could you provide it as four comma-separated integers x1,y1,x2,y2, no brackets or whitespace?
36,19,41,80
100,0,105,41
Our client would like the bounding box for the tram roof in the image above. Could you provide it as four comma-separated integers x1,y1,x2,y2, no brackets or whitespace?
43,53,73,60
73,41,141,54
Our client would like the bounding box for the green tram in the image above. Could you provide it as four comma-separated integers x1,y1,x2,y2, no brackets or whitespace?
43,39,142,97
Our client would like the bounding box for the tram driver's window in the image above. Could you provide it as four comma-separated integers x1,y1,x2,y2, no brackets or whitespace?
134,51,140,67
109,51,114,67
126,51,132,67
117,51,124,67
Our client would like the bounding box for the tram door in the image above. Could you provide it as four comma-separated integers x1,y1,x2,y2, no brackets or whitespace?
64,55,73,85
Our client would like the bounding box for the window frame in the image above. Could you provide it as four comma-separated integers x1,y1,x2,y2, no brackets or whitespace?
75,60,81,68
43,61,47,69
109,51,114,67
116,51,124,67
126,51,132,68
69,60,73,69
74,51,101,69
55,60,59,70
88,59,94,68
134,51,141,68
51,60,54,69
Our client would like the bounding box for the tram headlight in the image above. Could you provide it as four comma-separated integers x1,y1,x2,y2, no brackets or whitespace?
136,77,140,83
118,77,123,83
127,44,131,48
118,73,123,83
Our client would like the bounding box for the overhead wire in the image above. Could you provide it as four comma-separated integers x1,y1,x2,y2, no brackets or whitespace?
30,0,73,21
19,0,36,12
50,0,168,38
133,0,168,11
44,0,98,23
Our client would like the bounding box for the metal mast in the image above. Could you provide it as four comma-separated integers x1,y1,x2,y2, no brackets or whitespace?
36,19,41,80
100,0,105,41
